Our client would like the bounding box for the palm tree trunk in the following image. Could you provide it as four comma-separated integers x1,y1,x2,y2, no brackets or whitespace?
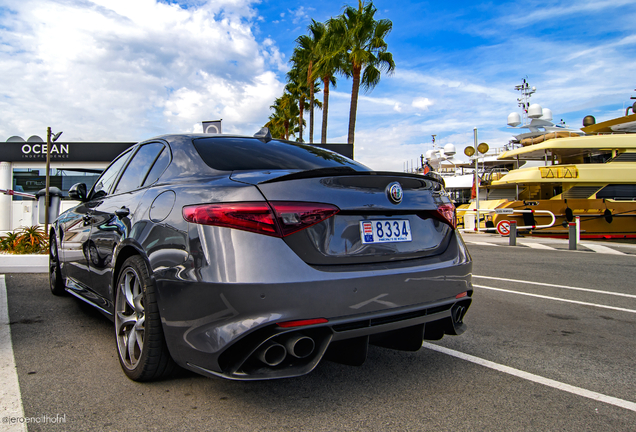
348,64,362,148
321,75,330,144
299,98,305,142
308,61,315,143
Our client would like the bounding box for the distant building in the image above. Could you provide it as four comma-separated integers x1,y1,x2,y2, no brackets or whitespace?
0,136,135,230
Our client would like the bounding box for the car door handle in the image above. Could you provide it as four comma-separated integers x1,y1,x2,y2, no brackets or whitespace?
115,207,130,219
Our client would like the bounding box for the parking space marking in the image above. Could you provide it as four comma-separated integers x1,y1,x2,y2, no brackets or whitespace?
474,284,636,314
465,240,635,255
422,342,636,413
518,242,556,250
579,243,626,255
466,241,500,246
474,275,636,299
0,275,27,432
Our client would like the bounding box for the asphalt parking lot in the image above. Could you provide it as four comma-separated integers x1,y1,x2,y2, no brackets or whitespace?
1,238,635,431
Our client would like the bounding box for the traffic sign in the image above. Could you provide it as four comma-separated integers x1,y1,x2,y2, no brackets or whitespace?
496,220,511,236
495,208,514,214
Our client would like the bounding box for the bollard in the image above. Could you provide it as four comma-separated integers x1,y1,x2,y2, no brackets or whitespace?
509,220,517,246
569,222,577,250
575,216,581,243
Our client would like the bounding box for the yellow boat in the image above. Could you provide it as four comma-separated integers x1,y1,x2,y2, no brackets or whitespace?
458,80,636,238
481,93,636,239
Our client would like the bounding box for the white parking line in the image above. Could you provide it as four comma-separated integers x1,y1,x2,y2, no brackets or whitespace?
519,242,556,250
474,284,636,314
579,243,626,255
0,275,27,432
474,275,636,299
466,241,500,247
466,240,631,255
422,342,636,413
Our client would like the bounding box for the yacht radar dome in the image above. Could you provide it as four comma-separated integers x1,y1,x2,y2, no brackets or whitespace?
443,143,456,156
541,108,553,121
583,115,596,127
507,112,521,127
528,104,544,119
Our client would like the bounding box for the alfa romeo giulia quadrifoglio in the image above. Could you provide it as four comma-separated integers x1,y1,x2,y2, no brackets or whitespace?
49,131,473,381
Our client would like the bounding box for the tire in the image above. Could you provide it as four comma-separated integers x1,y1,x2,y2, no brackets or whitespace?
114,255,175,381
49,234,66,296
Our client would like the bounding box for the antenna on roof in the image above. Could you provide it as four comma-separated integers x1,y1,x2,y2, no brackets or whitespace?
254,127,272,143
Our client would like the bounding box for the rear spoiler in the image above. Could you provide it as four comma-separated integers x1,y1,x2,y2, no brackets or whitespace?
259,167,445,187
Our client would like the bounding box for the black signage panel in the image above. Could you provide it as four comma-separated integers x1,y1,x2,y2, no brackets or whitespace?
1,141,355,162
14,175,62,191
1,142,136,162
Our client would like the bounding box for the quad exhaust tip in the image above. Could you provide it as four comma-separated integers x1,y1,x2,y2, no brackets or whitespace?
452,306,466,324
255,334,317,367
256,341,287,367
282,334,315,359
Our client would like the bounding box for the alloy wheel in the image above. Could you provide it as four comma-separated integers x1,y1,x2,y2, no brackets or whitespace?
115,267,146,370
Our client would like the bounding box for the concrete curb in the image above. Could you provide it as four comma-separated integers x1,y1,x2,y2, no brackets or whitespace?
0,254,48,273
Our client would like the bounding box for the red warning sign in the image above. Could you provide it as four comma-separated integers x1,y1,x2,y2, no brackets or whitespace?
496,220,511,236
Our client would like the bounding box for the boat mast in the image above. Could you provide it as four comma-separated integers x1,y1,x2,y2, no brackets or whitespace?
515,78,536,127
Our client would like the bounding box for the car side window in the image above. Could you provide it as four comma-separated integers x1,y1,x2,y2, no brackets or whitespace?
91,150,133,200
142,146,170,187
114,143,165,194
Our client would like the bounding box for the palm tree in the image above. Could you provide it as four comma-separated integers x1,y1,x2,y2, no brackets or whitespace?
314,20,348,144
286,56,310,142
266,93,301,140
295,19,326,144
328,0,395,148
264,113,286,140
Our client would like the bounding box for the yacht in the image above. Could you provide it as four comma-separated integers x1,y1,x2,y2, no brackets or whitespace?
482,83,636,239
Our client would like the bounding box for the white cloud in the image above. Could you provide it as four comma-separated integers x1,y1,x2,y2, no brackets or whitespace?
412,97,433,110
288,6,312,25
0,0,284,141
504,0,635,28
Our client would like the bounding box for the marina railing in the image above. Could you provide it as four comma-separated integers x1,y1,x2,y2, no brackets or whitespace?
459,208,556,234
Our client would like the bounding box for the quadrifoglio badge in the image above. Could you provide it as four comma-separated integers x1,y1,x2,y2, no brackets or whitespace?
386,182,403,204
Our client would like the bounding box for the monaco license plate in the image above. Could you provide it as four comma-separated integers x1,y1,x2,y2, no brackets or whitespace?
360,220,412,244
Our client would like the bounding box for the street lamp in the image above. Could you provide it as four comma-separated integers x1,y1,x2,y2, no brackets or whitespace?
464,128,489,231
45,127,63,238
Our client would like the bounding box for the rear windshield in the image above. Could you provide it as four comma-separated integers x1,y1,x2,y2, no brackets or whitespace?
192,137,371,171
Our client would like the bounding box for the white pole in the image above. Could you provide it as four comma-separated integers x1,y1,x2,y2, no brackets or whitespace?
575,215,581,242
0,162,12,231
45,127,51,236
474,127,479,231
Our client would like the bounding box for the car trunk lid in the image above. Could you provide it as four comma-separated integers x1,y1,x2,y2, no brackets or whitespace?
240,171,454,266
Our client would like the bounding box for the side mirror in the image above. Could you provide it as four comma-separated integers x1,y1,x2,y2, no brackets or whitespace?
68,183,87,201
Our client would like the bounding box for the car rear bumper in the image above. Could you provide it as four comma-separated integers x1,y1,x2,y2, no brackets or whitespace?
154,231,472,380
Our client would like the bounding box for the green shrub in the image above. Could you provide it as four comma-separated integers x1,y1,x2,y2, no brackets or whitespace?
0,226,49,255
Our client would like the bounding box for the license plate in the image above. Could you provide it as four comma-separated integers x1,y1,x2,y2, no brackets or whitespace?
360,220,412,244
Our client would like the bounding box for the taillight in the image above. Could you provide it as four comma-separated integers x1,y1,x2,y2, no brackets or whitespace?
436,203,457,229
183,202,278,235
182,201,339,237
277,318,329,328
269,202,339,237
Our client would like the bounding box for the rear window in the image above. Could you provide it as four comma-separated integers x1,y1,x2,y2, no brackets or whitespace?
192,137,371,171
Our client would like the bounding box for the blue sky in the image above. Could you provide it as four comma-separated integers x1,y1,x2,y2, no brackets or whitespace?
1,0,635,171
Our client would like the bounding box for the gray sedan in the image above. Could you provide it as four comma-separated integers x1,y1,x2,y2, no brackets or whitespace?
49,131,472,381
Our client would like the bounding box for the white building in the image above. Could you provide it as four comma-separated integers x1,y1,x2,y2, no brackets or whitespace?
1,136,135,231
